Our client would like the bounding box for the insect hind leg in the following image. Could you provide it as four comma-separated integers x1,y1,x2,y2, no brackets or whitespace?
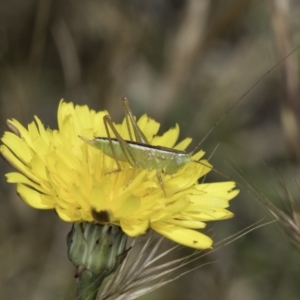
125,166,138,188
156,169,167,197
103,115,123,174
103,114,142,185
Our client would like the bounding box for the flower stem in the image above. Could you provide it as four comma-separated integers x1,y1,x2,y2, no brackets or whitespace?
76,269,104,300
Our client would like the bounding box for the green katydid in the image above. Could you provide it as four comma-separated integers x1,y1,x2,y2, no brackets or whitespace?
79,46,300,195
79,98,208,195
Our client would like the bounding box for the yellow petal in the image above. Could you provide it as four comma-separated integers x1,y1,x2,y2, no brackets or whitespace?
34,116,49,143
137,114,160,141
116,195,141,218
0,145,38,182
90,186,106,211
195,182,239,200
55,205,81,222
152,222,212,249
6,119,31,143
1,132,33,164
174,137,192,151
6,172,45,192
183,209,234,221
192,150,206,161
17,184,54,209
120,218,149,236
57,100,74,129
166,219,207,229
151,124,179,148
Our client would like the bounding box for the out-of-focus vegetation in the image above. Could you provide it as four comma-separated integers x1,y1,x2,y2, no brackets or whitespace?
1,0,300,299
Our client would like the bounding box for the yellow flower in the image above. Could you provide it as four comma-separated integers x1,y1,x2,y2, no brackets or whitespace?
0,101,238,249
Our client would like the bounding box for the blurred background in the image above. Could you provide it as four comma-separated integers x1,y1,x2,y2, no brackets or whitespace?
1,0,300,299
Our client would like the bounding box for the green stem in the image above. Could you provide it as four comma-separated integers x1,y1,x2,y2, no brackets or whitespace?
76,269,104,300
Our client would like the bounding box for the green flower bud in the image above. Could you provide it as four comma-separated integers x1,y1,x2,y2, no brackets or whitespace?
67,222,128,300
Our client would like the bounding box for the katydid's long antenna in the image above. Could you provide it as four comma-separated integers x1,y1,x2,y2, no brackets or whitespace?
191,44,300,155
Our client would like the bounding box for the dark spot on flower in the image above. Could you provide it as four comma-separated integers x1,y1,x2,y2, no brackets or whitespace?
91,208,111,224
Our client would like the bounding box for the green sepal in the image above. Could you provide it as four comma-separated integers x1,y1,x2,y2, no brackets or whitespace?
67,222,128,300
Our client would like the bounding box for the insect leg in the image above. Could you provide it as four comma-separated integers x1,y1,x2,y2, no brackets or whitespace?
122,97,149,144
103,115,122,172
122,98,134,142
126,167,137,187
103,114,140,170
156,169,167,197
104,115,144,187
